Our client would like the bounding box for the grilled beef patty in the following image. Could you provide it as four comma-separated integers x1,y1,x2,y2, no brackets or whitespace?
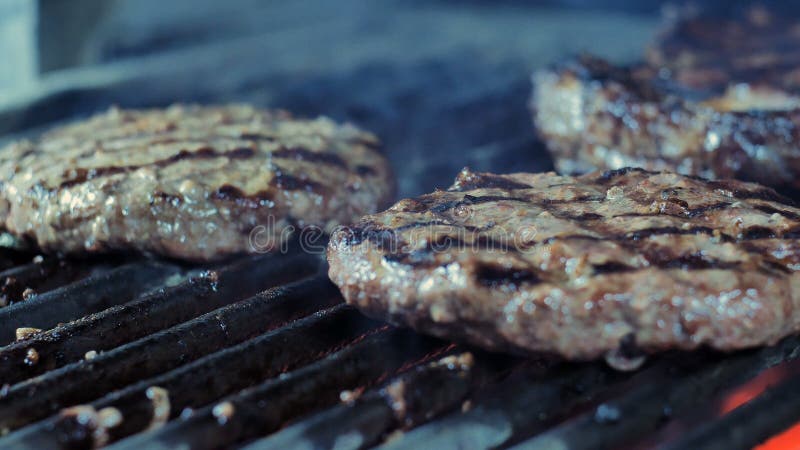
646,5,800,95
0,105,394,261
328,167,800,366
531,8,800,190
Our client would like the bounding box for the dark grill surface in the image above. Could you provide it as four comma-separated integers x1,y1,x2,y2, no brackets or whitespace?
3,2,800,448
0,248,796,450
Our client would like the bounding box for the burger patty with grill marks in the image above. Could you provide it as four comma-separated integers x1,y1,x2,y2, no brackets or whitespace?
327,167,800,365
0,104,395,261
531,7,800,190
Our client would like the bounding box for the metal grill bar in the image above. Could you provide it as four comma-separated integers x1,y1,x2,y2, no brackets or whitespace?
241,351,518,450
0,261,62,307
0,274,342,431
0,256,795,450
0,252,319,385
510,337,800,450
0,254,795,450
0,258,94,306
662,368,800,450
377,359,632,450
0,261,178,344
107,328,447,450
2,304,382,450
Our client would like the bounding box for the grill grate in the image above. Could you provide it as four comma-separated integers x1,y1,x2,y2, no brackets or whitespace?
0,249,797,449
662,368,800,450
2,4,800,442
0,260,175,343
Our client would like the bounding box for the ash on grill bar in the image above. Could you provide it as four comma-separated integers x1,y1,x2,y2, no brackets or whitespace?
1,1,800,450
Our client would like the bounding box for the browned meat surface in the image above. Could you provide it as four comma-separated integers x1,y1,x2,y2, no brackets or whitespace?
531,7,800,190
328,167,800,366
0,105,394,261
646,5,800,95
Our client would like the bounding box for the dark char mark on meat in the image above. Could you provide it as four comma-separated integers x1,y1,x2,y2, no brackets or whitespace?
239,132,278,141
541,194,607,204
753,204,800,220
212,184,274,209
592,262,637,274
59,146,256,188
556,212,604,221
271,147,347,169
430,234,509,252
427,194,605,217
339,224,399,250
707,180,797,206
344,219,499,253
151,191,183,207
782,226,800,238
429,195,529,214
612,202,733,219
376,228,786,277
382,234,512,267
355,137,383,151
542,235,602,244
594,254,753,274
645,252,741,271
664,196,689,209
761,259,794,274
740,226,777,240
474,264,540,288
543,226,736,245
393,220,495,234
270,169,324,193
355,165,377,176
685,202,733,217
372,223,752,268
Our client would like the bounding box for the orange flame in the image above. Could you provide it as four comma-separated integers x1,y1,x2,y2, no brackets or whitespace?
754,423,800,450
719,366,787,414
719,364,799,450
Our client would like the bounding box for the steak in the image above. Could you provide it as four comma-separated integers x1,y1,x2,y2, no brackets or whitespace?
531,7,800,190
327,167,800,368
0,105,394,261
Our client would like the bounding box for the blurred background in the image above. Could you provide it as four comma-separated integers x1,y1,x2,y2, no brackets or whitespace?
0,0,789,195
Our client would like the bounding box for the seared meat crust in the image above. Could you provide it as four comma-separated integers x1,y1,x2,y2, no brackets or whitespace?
532,7,800,190
646,5,800,95
328,168,800,362
0,105,394,261
532,56,800,190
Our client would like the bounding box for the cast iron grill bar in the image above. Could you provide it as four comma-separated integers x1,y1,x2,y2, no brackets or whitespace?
377,359,635,450
0,274,342,431
0,258,96,306
662,367,800,450
0,261,63,306
0,261,179,344
108,328,448,450
642,353,800,449
509,337,800,450
0,252,320,385
0,257,795,450
1,304,382,450
242,351,519,450
0,255,793,450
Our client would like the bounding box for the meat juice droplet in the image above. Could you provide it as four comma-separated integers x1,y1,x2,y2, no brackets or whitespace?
24,348,39,366
604,348,646,371
594,403,622,424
